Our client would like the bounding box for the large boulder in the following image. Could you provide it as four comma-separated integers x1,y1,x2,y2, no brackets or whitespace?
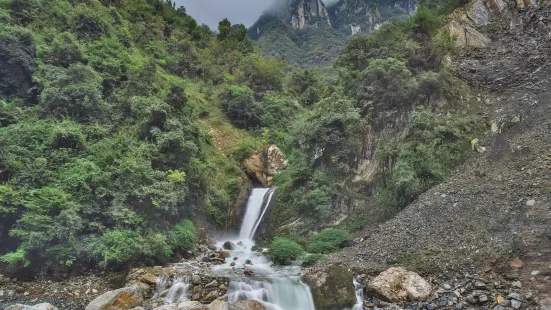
85,285,144,310
6,304,59,310
366,267,432,303
303,265,357,310
210,300,267,310
243,145,286,187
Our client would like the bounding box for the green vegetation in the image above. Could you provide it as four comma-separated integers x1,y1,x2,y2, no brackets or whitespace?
0,0,282,272
267,237,304,264
306,229,350,254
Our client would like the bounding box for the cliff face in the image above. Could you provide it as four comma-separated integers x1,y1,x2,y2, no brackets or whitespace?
289,0,331,29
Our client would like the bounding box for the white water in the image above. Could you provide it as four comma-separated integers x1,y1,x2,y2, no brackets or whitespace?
352,279,365,310
211,188,316,310
164,276,191,304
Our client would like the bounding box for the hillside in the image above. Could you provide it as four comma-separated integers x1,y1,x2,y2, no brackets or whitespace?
249,0,419,67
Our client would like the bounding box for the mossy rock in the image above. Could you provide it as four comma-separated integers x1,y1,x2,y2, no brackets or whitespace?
303,265,357,310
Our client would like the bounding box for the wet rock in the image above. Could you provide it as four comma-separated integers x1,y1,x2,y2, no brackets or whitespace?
205,280,219,288
211,300,267,310
201,257,211,263
303,265,357,309
153,301,204,310
203,290,219,302
223,241,235,250
245,260,252,265
243,145,287,187
366,267,432,303
140,273,157,285
6,304,59,310
85,285,143,310
192,275,202,285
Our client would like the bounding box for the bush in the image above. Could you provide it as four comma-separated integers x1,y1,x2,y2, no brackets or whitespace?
168,220,196,253
306,229,350,254
301,253,324,267
267,237,304,264
220,85,263,129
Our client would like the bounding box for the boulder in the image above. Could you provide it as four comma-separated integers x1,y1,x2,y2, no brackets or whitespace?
210,300,267,310
303,265,357,310
243,145,286,187
223,241,235,250
85,285,144,310
140,273,157,285
6,304,59,310
367,267,432,303
153,301,205,310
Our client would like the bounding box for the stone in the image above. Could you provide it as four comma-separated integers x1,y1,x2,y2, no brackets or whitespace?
203,290,219,302
303,265,357,309
201,257,211,263
502,300,512,307
210,300,267,310
511,300,522,309
140,273,157,285
153,301,204,310
366,267,432,303
531,270,540,276
245,259,252,265
192,275,202,285
6,304,59,310
243,145,287,187
223,241,235,250
512,281,522,288
494,306,505,310
497,296,504,304
456,303,464,310
443,283,453,290
474,281,486,289
85,286,144,310
526,199,536,206
510,258,524,268
478,295,488,303
508,293,523,301
205,280,219,288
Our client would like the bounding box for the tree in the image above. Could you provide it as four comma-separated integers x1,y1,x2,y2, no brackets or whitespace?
220,85,263,129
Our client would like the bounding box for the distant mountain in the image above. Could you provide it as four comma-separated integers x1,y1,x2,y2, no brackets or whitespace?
249,0,418,67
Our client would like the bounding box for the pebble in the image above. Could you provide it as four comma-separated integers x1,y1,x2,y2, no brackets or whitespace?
502,300,512,307
531,270,540,275
494,306,505,310
443,283,452,290
526,199,536,206
474,281,486,289
511,300,522,309
92,289,98,294
456,302,463,309
512,280,523,288
0,290,3,297
24,291,29,296
508,293,523,301
478,295,489,303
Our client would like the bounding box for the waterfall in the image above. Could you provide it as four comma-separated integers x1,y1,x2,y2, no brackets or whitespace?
239,188,276,240
352,279,365,310
164,276,191,304
211,187,316,310
153,274,168,298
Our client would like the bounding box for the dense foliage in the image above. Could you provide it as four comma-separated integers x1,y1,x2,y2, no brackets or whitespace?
0,0,282,272
266,237,304,264
306,229,350,254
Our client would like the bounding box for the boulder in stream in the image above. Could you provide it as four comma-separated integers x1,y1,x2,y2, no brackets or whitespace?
303,265,357,310
85,285,144,310
366,267,432,303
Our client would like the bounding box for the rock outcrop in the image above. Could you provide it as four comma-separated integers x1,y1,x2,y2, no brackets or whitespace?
85,286,144,310
303,265,357,309
447,0,537,48
243,145,286,187
6,304,59,310
366,267,432,303
289,0,331,29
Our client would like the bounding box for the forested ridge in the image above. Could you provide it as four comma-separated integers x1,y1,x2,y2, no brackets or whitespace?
0,0,481,275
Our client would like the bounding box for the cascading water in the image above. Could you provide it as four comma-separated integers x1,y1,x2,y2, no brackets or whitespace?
153,274,168,298
164,276,191,304
352,279,365,310
211,187,316,310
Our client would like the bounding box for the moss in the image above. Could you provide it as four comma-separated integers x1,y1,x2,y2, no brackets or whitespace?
305,265,357,310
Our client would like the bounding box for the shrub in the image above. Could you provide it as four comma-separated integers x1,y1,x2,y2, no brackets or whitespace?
220,85,263,129
168,220,196,254
307,229,350,254
267,237,304,264
301,253,324,267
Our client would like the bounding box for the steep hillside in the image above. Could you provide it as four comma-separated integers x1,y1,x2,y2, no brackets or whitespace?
309,0,551,308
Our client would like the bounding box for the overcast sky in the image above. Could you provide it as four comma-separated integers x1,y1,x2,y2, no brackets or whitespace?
175,0,340,29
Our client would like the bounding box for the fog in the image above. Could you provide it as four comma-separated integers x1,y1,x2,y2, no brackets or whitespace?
176,0,341,29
